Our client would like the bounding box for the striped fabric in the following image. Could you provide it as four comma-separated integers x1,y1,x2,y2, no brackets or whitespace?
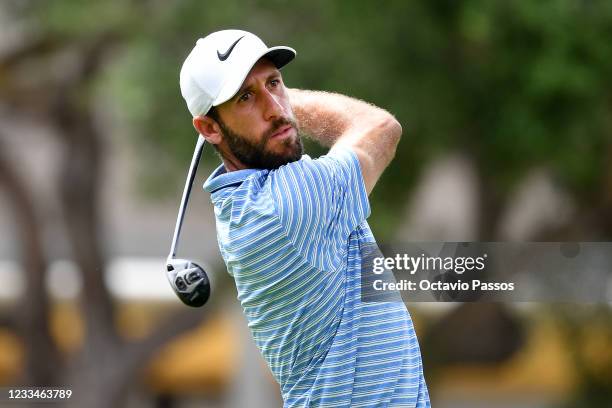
204,146,430,407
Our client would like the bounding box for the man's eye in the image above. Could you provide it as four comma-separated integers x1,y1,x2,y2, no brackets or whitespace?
270,79,280,87
238,92,251,102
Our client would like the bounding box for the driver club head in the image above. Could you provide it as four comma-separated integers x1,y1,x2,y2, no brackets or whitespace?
166,258,211,307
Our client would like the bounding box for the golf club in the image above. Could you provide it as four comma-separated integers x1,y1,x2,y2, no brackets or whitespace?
166,134,211,307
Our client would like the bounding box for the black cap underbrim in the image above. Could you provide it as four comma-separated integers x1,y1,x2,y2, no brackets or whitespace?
264,47,296,69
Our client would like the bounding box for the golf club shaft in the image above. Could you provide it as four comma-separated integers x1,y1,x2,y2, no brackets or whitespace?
168,134,206,259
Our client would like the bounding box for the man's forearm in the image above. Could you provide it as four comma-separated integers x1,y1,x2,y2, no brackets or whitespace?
288,88,392,148
288,88,402,195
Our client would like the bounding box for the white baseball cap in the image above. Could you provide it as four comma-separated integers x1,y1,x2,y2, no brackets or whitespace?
179,29,296,117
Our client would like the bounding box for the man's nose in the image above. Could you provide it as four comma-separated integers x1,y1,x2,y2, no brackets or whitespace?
262,90,284,121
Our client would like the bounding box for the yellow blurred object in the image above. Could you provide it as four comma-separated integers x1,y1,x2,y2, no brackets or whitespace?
580,323,612,385
115,302,179,340
436,318,577,398
145,314,239,395
50,302,84,353
0,329,23,383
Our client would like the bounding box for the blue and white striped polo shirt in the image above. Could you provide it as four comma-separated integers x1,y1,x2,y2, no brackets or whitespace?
204,146,430,407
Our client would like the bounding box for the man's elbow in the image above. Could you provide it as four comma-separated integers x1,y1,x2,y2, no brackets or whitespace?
387,115,402,143
378,114,402,150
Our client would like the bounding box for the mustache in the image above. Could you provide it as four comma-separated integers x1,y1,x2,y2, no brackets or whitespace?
263,117,298,141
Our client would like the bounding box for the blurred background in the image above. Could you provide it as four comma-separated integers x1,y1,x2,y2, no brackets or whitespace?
0,0,611,407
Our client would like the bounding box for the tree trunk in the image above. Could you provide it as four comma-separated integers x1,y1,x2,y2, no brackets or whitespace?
0,138,62,386
1,31,212,408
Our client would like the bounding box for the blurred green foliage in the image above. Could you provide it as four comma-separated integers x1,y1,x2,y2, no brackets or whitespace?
19,0,612,240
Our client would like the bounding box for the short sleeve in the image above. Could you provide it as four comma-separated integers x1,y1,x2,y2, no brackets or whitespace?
269,146,371,270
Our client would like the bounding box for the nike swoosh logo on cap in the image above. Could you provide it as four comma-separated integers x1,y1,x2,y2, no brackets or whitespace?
217,36,244,61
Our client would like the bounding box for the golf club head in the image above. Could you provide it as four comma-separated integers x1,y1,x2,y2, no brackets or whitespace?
166,258,211,307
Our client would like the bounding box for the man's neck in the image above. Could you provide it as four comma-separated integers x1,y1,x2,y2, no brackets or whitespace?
221,152,247,172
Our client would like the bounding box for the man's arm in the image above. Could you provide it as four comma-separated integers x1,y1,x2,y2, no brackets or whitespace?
288,88,402,195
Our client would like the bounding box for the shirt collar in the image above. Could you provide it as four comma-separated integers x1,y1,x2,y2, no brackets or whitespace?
203,164,261,194
203,154,311,194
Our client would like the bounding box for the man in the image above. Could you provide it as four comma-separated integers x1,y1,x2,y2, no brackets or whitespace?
180,29,430,407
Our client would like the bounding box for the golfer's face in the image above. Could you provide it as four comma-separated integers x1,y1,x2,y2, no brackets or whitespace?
216,58,299,159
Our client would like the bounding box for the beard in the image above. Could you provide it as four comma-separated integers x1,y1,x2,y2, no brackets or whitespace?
218,116,304,170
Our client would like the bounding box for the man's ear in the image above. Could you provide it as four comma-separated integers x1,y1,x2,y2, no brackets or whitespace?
193,115,222,145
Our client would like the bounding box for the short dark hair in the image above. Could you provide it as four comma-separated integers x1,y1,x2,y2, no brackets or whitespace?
204,106,222,155
206,106,221,123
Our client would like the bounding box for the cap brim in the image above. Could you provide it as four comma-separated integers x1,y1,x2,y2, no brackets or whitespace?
212,46,296,107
